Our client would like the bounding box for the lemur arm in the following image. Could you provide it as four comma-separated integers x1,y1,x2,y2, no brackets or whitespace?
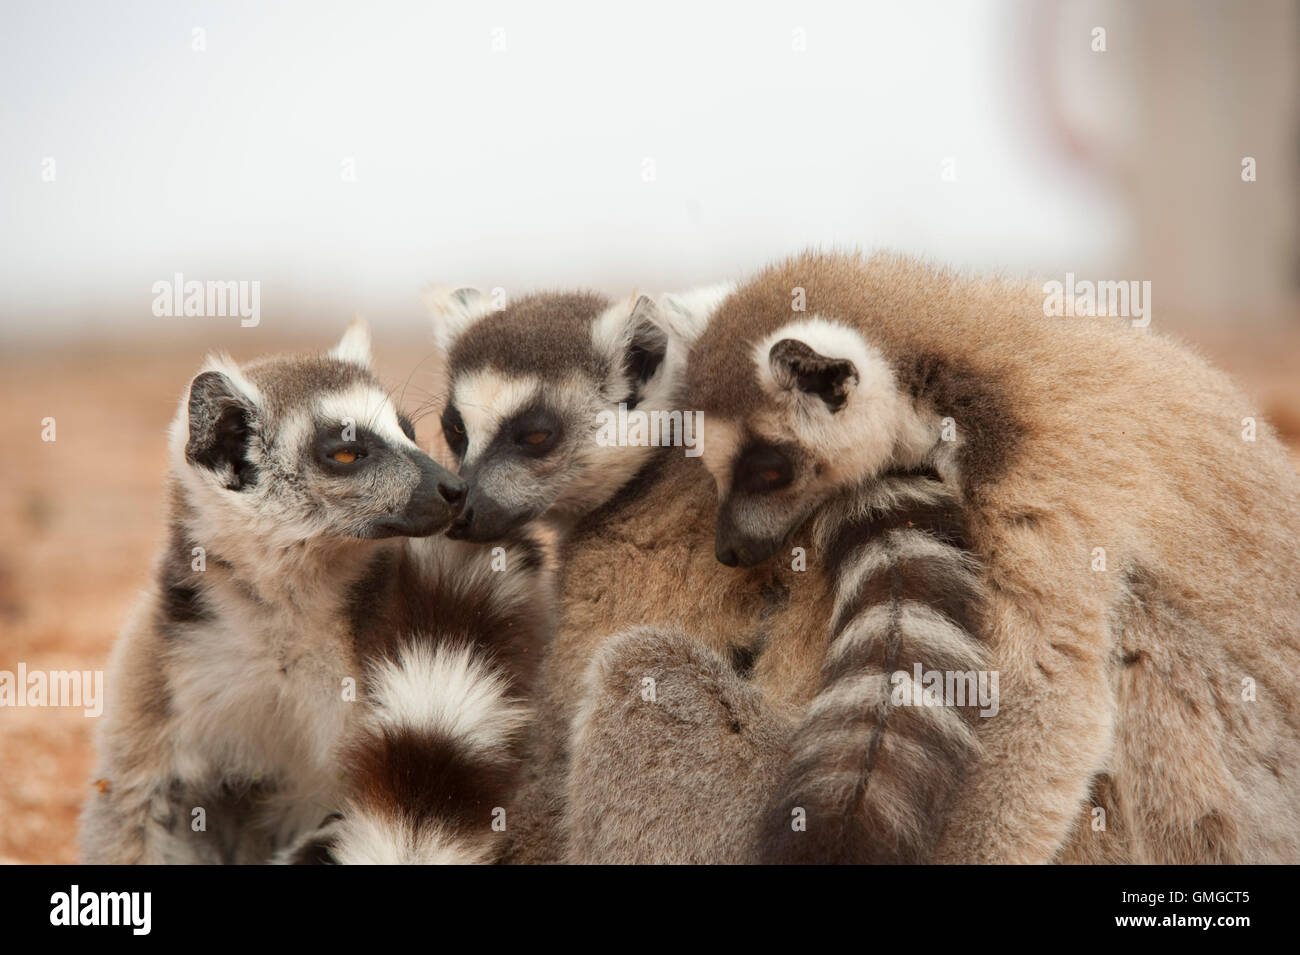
79,613,193,864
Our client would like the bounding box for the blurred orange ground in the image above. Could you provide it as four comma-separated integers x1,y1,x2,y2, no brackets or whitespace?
0,328,1297,864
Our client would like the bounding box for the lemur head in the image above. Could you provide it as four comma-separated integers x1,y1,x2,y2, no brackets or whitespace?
170,320,466,554
688,310,936,568
430,285,729,542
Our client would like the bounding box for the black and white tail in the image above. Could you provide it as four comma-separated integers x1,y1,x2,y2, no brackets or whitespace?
287,536,551,864
757,471,986,864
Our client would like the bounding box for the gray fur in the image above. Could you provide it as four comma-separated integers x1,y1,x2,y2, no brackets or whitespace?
450,292,611,381
565,629,791,864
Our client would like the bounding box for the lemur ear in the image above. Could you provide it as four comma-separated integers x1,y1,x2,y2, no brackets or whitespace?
624,295,669,386
658,282,734,346
330,317,372,368
593,294,670,407
769,338,859,412
425,285,493,352
185,370,259,490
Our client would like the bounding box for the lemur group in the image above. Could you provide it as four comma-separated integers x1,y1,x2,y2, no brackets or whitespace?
81,250,1300,864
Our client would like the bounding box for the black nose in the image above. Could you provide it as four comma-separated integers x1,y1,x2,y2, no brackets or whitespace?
716,546,739,567
437,480,465,508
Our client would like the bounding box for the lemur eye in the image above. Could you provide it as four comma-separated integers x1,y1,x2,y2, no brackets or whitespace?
514,420,561,456
331,450,359,464
735,445,794,494
441,406,468,457
516,429,556,454
507,407,561,457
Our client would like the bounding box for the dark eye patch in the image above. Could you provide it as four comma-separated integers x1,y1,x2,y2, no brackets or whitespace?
733,443,795,494
314,425,386,475
508,405,564,458
441,405,467,458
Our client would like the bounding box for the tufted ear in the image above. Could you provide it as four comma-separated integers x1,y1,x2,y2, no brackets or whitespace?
657,282,734,346
623,295,669,390
330,317,372,368
425,285,494,353
590,294,671,408
185,369,259,490
768,338,859,413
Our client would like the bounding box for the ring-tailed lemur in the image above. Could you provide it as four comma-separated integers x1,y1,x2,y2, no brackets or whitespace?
685,249,1300,864
426,284,779,862
80,322,550,864
680,298,990,863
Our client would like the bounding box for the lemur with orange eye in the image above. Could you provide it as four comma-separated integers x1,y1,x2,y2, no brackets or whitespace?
81,322,550,864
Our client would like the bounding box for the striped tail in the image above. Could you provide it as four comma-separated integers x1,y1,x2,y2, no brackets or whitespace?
285,536,549,865
321,643,528,864
757,472,987,864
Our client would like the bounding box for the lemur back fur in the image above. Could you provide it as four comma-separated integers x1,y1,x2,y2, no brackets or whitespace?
684,250,1300,863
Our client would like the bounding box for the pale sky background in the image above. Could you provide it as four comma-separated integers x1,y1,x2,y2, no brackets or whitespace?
0,0,1122,343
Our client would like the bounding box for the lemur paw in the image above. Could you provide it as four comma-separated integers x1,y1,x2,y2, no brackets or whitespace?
579,627,767,731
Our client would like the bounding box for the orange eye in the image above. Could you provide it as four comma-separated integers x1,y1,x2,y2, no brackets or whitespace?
522,431,551,446
758,469,781,483
331,450,359,464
